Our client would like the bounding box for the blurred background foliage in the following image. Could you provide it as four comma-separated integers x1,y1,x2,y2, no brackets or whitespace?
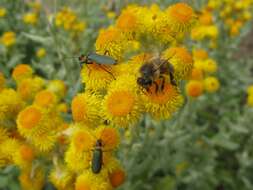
0,0,253,190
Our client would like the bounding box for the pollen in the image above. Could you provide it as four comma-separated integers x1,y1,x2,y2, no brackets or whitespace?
147,82,180,104
18,106,42,129
142,82,184,120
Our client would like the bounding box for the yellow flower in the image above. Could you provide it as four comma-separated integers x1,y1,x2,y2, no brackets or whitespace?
13,144,35,169
12,64,33,82
202,59,218,74
116,9,140,39
115,53,152,76
95,125,120,150
36,48,46,58
23,12,38,25
199,11,213,25
75,171,112,190
165,3,196,33
34,90,58,108
19,167,45,190
163,47,193,80
0,7,7,17
141,82,184,120
72,21,86,33
193,49,208,61
49,166,75,190
17,105,59,152
81,63,117,92
71,92,102,126
204,77,220,93
0,89,24,124
247,95,253,107
0,127,9,143
247,85,253,95
65,143,89,173
1,31,16,47
0,138,20,165
66,125,119,173
107,11,116,19
47,80,67,100
103,75,142,127
242,10,252,21
190,68,204,81
109,168,125,188
95,27,127,60
17,77,45,101
185,80,204,98
0,72,5,91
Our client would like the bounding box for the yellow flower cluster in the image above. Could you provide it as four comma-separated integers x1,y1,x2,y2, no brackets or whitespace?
95,3,197,61
0,31,16,47
247,85,253,106
67,3,196,189
0,65,69,189
208,0,253,37
186,49,220,98
191,8,218,48
22,2,42,25
0,7,7,17
55,7,86,34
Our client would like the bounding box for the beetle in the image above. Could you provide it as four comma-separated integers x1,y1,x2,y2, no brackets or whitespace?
78,52,117,79
78,52,117,65
91,139,103,174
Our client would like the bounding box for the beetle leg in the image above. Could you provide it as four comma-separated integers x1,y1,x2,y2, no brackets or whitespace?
104,50,110,56
86,64,91,77
98,64,116,80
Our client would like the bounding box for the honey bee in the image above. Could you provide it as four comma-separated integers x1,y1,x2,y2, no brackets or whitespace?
137,57,176,93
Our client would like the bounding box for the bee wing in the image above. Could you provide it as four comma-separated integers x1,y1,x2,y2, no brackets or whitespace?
88,53,117,65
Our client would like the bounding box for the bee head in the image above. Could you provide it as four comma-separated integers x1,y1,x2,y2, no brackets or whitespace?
137,77,152,88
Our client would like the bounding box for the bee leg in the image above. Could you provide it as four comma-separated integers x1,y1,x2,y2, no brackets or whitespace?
159,75,166,91
168,64,177,86
154,81,159,93
169,72,177,86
